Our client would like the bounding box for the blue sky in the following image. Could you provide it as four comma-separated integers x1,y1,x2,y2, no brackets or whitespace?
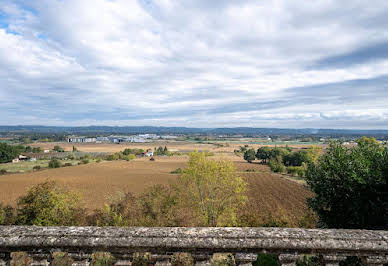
1,0,388,129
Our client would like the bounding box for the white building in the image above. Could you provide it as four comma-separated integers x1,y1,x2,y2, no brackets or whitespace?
68,137,97,143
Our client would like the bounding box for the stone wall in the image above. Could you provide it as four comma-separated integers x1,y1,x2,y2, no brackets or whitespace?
0,226,388,265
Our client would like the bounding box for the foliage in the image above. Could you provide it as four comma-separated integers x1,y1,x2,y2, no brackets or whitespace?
0,143,18,163
16,181,84,226
268,157,285,173
171,253,194,266
254,254,278,266
32,165,41,170
154,146,169,155
91,185,179,227
24,146,42,153
243,148,256,163
122,148,144,156
296,256,320,266
0,169,7,175
306,138,388,229
53,145,65,152
286,165,306,177
210,253,236,266
0,203,15,225
82,159,90,164
255,147,272,163
49,158,62,168
175,152,247,226
170,168,184,174
91,252,116,266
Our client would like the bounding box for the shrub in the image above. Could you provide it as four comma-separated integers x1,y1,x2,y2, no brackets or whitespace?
16,181,85,226
254,254,278,266
244,149,256,163
268,158,285,173
67,153,75,160
64,163,72,167
150,157,155,161
287,166,306,177
171,253,194,266
210,253,236,266
0,169,7,175
170,168,183,174
0,203,15,225
96,159,102,163
48,158,61,168
91,252,116,266
32,165,41,171
245,169,256,172
82,159,89,164
53,145,65,152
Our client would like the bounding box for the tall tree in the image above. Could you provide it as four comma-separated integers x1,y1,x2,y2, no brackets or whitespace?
175,152,247,226
244,148,256,163
306,138,388,229
0,143,18,163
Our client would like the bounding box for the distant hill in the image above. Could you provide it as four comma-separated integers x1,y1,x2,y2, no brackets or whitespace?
1,125,388,136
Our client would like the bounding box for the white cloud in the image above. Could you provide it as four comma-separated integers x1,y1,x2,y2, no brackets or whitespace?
0,0,388,128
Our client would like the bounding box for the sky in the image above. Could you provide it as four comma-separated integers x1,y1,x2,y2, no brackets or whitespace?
1,0,388,129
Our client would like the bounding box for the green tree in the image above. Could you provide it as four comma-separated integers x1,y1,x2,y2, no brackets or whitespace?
0,143,18,163
306,138,388,229
53,145,65,152
175,152,247,226
255,147,271,164
16,181,84,226
48,158,61,168
244,149,256,163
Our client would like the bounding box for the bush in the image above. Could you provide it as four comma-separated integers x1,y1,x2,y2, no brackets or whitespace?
48,158,61,168
0,203,15,225
286,166,306,177
64,163,72,167
96,159,102,163
82,159,89,164
254,254,278,266
150,157,155,161
53,145,65,152
0,169,7,175
67,153,75,160
245,169,256,172
244,149,256,163
170,168,183,174
268,158,285,173
32,165,41,171
16,181,85,226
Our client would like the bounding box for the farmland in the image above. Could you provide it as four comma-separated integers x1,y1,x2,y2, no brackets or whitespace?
0,141,312,226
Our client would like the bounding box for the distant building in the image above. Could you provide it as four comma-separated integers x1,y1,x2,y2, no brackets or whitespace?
143,152,154,157
44,150,50,153
68,137,97,143
18,155,29,161
161,135,178,139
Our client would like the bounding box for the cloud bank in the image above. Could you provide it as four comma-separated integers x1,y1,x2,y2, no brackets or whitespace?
1,0,388,128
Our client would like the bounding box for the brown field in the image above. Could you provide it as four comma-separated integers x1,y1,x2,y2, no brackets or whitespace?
0,153,312,225
30,140,326,154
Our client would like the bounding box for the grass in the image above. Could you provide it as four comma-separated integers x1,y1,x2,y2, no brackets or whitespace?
0,159,97,173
